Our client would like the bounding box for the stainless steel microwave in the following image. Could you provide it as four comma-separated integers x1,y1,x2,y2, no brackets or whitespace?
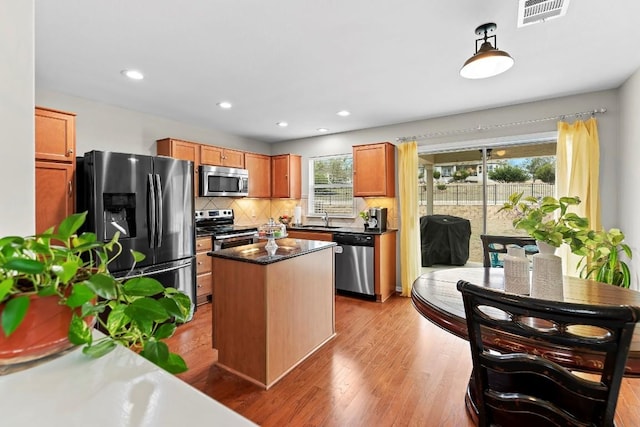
199,165,249,197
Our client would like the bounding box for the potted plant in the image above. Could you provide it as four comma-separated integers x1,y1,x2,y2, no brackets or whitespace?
500,192,633,287
499,192,589,250
0,212,192,373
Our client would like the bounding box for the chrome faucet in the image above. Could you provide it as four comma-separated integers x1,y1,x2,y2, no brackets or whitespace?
322,211,330,227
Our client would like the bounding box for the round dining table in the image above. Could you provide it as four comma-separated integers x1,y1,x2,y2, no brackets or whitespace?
411,267,640,376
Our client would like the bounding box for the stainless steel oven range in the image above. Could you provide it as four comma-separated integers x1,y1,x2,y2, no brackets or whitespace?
195,209,258,251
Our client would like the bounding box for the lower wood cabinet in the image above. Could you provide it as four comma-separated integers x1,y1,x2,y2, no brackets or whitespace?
196,236,213,305
287,230,333,241
35,160,74,234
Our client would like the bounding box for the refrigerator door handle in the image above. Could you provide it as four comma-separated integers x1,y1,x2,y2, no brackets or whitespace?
148,173,156,249
155,173,163,248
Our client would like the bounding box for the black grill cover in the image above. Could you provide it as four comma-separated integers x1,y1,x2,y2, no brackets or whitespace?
420,215,471,267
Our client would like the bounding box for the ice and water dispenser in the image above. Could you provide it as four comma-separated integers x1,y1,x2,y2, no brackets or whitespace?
103,193,136,239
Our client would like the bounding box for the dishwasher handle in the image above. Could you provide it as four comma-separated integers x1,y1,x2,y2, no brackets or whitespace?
333,233,375,247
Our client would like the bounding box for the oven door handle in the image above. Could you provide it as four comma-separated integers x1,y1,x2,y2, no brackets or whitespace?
214,231,258,240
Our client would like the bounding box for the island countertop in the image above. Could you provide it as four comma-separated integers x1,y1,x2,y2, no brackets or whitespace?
207,238,336,265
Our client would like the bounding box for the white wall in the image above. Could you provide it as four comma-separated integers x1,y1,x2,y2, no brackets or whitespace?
0,1,35,236
36,90,271,157
619,68,640,290
275,90,620,228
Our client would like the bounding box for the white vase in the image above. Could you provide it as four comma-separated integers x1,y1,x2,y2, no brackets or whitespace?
531,240,563,299
503,246,530,295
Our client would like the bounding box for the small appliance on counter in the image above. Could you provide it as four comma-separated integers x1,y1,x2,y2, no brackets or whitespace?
367,207,387,232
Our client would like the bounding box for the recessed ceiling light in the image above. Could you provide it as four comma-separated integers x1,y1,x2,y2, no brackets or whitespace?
121,69,144,80
317,128,329,132
217,101,232,109
336,110,351,117
276,122,288,127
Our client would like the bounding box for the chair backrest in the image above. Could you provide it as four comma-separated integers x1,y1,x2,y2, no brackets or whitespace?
457,280,640,427
480,234,537,267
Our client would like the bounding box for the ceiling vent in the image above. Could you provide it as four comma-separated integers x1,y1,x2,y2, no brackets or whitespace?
517,0,571,27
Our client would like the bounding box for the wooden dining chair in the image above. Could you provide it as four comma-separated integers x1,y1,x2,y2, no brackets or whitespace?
457,280,640,427
480,234,537,268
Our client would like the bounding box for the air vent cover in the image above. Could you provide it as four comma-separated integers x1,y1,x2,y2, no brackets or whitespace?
518,0,571,27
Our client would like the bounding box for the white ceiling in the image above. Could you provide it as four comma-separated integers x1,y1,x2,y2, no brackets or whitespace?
35,1,640,144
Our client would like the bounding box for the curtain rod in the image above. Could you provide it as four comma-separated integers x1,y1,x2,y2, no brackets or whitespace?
396,108,607,143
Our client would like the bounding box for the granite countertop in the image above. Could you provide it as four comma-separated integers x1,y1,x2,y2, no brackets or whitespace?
208,238,336,265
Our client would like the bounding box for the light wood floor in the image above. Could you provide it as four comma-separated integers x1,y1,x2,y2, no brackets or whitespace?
167,295,640,427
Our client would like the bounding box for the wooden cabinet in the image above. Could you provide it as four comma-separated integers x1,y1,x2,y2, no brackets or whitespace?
245,152,271,198
35,107,76,162
35,107,76,234
200,145,245,168
156,138,200,197
271,154,301,199
374,230,397,302
195,236,213,305
353,142,395,197
35,161,74,234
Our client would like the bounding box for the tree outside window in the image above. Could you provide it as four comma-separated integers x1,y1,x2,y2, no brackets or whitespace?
309,155,355,216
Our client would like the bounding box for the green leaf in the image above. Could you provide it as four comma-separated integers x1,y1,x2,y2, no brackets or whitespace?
66,283,95,308
122,277,165,297
82,339,117,358
57,212,87,240
171,293,193,322
124,298,169,322
1,295,29,336
3,258,45,274
106,305,129,336
140,339,170,365
153,323,176,340
68,313,92,345
130,250,146,263
84,273,118,300
0,278,14,302
55,260,81,283
158,352,188,374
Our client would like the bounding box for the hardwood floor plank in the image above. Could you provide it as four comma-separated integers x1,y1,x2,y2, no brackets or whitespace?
168,295,640,426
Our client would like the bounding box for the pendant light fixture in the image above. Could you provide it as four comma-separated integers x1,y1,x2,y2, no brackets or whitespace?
460,23,514,79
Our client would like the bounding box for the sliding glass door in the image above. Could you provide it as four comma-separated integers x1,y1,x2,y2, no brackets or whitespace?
418,141,556,265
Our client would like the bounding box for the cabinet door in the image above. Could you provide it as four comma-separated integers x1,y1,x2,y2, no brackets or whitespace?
222,149,245,168
353,143,395,197
271,154,301,199
245,153,271,198
35,161,74,234
157,138,200,197
200,145,224,166
35,107,76,162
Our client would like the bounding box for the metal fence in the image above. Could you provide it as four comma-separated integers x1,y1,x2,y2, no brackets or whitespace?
419,182,555,206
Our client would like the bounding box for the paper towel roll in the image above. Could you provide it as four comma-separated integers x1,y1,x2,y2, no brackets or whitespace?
293,206,302,225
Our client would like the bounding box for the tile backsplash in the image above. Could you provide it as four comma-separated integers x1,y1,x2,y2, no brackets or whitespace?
195,197,398,229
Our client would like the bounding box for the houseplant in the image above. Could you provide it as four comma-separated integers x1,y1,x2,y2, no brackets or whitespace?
500,192,633,287
0,211,192,373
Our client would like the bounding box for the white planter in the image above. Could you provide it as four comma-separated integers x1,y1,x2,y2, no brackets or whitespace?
503,245,530,295
531,240,563,299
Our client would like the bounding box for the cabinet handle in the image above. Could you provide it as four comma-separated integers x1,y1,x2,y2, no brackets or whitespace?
66,149,74,156
197,284,202,288
197,261,203,265
68,181,72,195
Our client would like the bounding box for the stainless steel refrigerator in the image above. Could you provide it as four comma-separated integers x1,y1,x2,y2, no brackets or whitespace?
77,150,196,307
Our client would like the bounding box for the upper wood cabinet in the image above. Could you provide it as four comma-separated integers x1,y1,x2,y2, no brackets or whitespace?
35,107,76,163
353,142,395,197
200,145,245,168
271,154,301,199
245,152,271,198
156,138,200,197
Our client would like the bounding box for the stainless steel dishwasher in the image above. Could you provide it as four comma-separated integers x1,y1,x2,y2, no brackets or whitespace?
333,233,375,298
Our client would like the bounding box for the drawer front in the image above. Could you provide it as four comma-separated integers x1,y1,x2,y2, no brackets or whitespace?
196,236,212,252
196,273,212,297
196,252,212,275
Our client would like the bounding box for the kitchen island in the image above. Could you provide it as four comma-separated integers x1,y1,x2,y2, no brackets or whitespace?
208,238,336,389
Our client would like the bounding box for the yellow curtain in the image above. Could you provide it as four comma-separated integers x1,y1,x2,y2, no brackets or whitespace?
398,141,421,296
556,117,601,276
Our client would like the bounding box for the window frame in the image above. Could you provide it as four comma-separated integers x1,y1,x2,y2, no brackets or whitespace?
308,154,356,218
